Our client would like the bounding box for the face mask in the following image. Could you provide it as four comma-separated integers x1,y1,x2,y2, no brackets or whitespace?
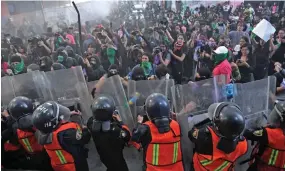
107,48,116,64
11,60,24,74
108,69,118,77
90,61,96,65
57,56,64,63
141,61,151,68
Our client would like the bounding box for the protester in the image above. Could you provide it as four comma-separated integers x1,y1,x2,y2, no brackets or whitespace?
235,44,255,83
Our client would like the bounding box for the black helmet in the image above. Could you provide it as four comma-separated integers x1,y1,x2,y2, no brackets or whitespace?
269,100,285,126
145,93,170,120
91,96,115,121
32,101,71,134
8,96,33,120
208,102,245,139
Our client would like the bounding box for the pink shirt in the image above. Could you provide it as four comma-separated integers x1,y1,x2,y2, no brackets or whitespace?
212,60,232,83
66,34,76,45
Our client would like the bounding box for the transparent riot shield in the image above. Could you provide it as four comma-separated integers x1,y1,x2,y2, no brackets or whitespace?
232,76,276,129
94,75,143,170
171,75,227,116
3,71,52,105
1,76,15,107
87,81,98,94
127,79,175,123
177,112,209,171
94,75,134,130
43,67,92,120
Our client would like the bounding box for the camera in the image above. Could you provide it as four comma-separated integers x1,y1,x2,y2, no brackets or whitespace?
153,47,162,54
28,36,42,45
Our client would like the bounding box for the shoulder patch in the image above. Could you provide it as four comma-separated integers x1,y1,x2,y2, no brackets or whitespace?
192,129,199,139
253,130,263,137
76,128,83,140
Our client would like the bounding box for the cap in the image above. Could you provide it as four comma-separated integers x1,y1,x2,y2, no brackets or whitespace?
214,46,228,54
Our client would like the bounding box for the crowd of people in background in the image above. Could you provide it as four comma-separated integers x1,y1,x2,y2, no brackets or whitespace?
1,1,285,88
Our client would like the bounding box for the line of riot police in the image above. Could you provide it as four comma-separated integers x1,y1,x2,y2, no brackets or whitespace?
2,92,285,171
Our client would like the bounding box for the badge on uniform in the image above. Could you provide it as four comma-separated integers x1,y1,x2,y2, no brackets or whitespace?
253,130,263,136
192,129,199,139
120,130,126,138
76,128,83,140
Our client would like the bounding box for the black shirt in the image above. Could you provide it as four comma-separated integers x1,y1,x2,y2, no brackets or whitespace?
170,42,188,67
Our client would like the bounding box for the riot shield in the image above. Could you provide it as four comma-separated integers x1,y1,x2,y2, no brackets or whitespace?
171,75,227,116
127,79,175,123
1,71,52,106
87,81,98,94
1,76,15,107
94,75,143,170
94,75,134,130
232,76,276,129
43,67,92,120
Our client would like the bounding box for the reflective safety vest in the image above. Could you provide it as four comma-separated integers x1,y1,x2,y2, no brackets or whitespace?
4,140,21,151
144,120,183,171
17,129,44,154
258,127,285,170
44,122,82,171
193,126,248,171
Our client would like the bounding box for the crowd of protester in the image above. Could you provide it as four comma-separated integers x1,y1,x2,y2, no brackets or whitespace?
1,1,285,89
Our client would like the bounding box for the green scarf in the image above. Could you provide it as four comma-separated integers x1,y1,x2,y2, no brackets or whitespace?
107,48,115,64
211,22,217,29
11,60,25,74
57,55,64,63
141,61,152,76
213,53,229,66
55,37,63,49
163,36,171,46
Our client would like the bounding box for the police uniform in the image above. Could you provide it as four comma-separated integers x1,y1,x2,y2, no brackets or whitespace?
7,96,53,170
131,93,184,171
32,101,91,171
1,116,26,169
189,102,248,171
189,126,248,170
244,100,285,171
88,95,131,171
244,126,285,171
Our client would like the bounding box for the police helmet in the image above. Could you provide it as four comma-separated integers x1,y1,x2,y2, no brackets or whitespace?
91,95,115,121
8,96,33,120
208,102,245,139
145,93,170,120
32,101,71,134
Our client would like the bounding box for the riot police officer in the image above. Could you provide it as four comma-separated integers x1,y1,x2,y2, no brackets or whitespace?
189,102,248,171
32,101,91,171
244,100,285,171
131,93,184,171
1,107,25,169
87,95,131,171
7,96,52,170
